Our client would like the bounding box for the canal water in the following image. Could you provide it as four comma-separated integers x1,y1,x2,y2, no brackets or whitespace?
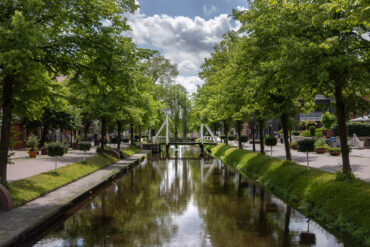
31,146,351,247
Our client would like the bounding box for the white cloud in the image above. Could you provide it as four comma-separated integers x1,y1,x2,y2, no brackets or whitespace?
203,5,217,15
126,7,240,93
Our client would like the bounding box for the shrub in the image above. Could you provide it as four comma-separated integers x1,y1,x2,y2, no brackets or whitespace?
298,121,306,130
96,146,109,154
227,136,235,141
328,147,341,152
315,145,328,150
47,142,65,157
277,129,284,136
122,138,130,143
220,134,226,140
301,130,311,137
297,139,315,152
75,135,81,143
265,136,277,146
314,138,326,147
309,126,316,137
78,141,92,151
332,122,370,137
292,131,300,136
290,142,298,149
306,120,317,128
26,134,39,151
321,112,336,129
239,135,249,143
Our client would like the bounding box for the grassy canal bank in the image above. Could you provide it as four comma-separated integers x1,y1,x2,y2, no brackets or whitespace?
207,144,370,246
8,147,140,207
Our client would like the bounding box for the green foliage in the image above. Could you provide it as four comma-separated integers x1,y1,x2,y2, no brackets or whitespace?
298,140,315,152
75,135,81,144
332,122,370,137
8,154,117,206
309,126,316,137
239,135,249,143
321,112,336,130
227,136,235,141
78,141,92,151
298,121,307,130
314,138,326,147
328,148,341,153
265,136,277,146
26,134,39,151
289,142,298,149
314,145,328,151
47,142,65,157
210,144,370,246
96,146,109,154
301,130,311,137
292,131,300,136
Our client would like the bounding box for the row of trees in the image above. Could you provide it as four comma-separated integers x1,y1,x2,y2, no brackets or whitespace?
0,1,189,185
193,0,369,174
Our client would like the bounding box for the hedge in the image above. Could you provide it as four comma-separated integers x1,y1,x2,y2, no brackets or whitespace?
332,122,370,137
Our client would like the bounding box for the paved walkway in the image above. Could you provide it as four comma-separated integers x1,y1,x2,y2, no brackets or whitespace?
228,142,370,182
0,150,150,247
7,144,131,182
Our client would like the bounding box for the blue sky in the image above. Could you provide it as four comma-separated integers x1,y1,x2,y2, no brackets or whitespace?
126,0,248,93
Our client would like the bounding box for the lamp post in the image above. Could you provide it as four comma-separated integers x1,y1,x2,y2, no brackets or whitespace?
252,121,256,152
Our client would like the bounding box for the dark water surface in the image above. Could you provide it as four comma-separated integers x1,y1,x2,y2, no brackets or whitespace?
32,146,351,247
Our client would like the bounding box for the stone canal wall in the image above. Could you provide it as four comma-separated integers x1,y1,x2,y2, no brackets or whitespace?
0,150,150,247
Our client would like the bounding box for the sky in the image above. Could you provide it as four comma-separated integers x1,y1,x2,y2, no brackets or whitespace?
125,0,248,93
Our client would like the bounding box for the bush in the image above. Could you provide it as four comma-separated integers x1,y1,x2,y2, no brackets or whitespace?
301,130,311,137
309,126,316,137
315,145,328,150
227,136,235,141
306,120,317,128
328,147,341,152
239,135,249,143
75,135,81,143
96,146,109,154
26,134,39,151
265,136,277,146
47,142,65,157
297,139,315,152
122,138,130,143
321,112,336,129
298,121,306,130
78,141,92,151
277,129,284,136
332,122,370,137
314,138,326,147
220,135,226,140
290,142,298,149
292,131,300,136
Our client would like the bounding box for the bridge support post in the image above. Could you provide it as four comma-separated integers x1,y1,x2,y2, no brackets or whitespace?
200,143,204,157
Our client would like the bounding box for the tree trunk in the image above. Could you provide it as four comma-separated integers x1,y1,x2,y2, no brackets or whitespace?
334,85,351,174
236,121,243,149
280,113,292,161
117,120,122,150
258,119,265,154
83,119,91,141
100,118,106,151
130,123,134,144
224,120,229,145
252,121,256,152
40,126,48,148
0,76,14,185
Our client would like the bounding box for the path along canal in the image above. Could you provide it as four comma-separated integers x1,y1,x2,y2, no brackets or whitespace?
27,146,354,247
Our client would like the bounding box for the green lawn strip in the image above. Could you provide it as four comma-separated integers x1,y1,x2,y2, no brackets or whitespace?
121,146,140,158
208,144,370,246
8,154,117,207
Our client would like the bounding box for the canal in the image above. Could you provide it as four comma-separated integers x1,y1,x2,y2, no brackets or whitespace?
29,146,351,247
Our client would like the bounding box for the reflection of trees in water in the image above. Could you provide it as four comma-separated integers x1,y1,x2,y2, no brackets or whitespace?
45,160,192,247
190,162,300,247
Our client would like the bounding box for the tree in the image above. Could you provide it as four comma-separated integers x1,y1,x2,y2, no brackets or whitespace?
321,112,336,130
0,0,137,185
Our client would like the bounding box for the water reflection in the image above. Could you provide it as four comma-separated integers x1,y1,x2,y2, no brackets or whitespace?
33,146,351,247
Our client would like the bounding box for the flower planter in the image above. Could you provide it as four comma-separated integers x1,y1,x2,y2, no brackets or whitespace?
72,143,79,150
329,151,341,156
28,151,38,158
315,149,326,154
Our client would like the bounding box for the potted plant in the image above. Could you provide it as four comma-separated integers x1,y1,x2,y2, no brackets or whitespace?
47,142,65,171
26,134,39,158
290,142,298,150
40,142,48,155
78,141,92,162
72,135,81,149
314,138,328,154
265,136,277,158
328,147,341,156
298,139,315,170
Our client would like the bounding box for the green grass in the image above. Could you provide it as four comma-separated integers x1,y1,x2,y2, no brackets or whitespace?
209,144,370,246
8,154,117,207
121,146,140,158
